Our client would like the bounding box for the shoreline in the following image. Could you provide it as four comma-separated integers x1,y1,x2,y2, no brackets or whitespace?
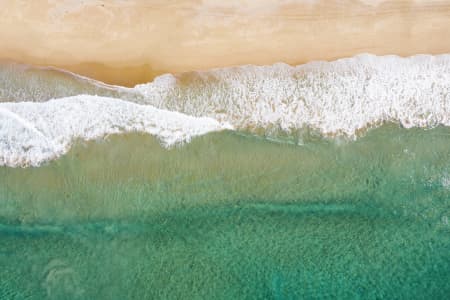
1,0,450,85
3,51,450,87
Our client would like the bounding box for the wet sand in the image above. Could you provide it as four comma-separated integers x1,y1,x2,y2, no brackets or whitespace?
1,0,449,86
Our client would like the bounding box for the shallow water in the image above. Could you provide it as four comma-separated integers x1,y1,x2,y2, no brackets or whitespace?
1,125,449,299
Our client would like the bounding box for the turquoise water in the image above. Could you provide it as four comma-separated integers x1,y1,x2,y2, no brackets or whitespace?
0,125,449,299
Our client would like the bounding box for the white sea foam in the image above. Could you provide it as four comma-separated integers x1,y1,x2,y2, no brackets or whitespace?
1,54,450,167
0,95,231,167
135,54,450,137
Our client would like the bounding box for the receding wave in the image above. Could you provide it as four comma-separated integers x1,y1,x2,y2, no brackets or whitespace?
0,62,138,102
0,54,449,167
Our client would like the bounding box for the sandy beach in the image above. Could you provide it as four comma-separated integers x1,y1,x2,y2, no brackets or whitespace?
1,0,450,85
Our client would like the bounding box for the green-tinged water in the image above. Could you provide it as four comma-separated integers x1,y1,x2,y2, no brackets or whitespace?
1,125,449,299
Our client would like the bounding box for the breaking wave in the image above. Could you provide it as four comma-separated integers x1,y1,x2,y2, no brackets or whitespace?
0,96,230,167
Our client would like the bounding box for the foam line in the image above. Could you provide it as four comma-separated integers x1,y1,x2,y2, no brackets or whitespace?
0,95,231,167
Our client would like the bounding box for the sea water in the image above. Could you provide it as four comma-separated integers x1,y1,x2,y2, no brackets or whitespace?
0,55,449,299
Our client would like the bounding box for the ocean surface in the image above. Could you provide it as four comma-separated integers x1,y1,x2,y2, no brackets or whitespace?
0,55,449,299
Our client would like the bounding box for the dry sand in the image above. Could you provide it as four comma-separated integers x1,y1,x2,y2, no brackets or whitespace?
1,0,449,86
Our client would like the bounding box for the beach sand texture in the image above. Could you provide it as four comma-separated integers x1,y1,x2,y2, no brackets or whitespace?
1,0,449,85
